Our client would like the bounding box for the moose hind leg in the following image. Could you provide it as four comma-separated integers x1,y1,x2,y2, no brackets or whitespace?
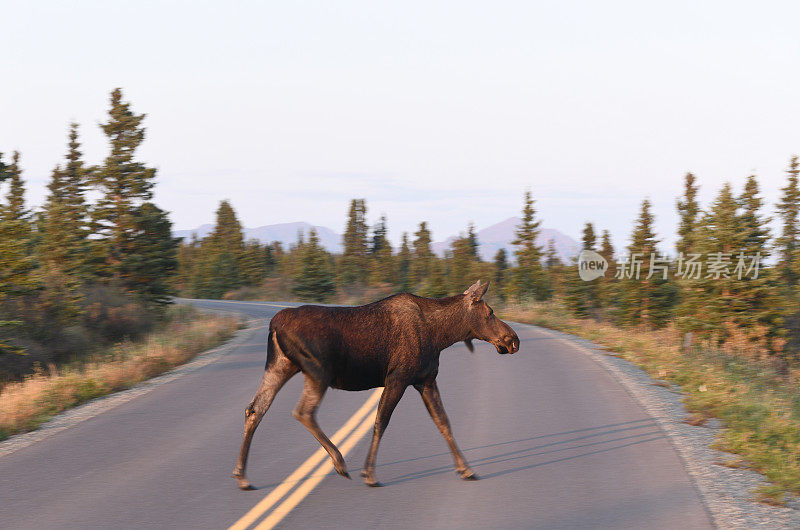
414,379,476,480
361,382,406,487
233,355,298,490
293,376,349,478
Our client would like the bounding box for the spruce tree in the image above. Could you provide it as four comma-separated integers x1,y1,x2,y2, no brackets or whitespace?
396,232,412,292
679,184,741,336
241,240,269,286
494,248,509,302
339,199,369,285
205,199,246,293
598,229,616,307
292,229,336,302
736,175,783,348
566,222,598,316
411,221,434,285
419,258,448,298
510,190,547,301
39,123,89,279
120,202,179,306
617,199,675,327
776,156,800,288
368,215,395,285
543,239,565,299
466,222,480,260
676,172,700,255
91,89,157,284
0,152,37,298
447,229,478,294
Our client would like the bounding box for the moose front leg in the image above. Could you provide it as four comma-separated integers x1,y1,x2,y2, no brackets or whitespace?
414,378,476,480
361,382,406,487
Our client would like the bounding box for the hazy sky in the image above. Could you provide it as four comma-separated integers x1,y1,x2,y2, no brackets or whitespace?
3,1,800,250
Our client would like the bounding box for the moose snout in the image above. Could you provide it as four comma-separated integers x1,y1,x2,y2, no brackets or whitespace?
495,333,520,355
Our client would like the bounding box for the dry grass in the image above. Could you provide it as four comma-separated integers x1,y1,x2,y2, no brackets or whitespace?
500,301,800,505
0,307,240,441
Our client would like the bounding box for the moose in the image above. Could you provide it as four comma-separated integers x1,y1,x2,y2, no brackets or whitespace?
232,280,520,488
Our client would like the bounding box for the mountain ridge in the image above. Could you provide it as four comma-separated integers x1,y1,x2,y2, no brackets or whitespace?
173,217,579,262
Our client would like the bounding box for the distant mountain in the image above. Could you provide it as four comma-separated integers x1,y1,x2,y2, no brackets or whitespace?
174,217,578,262
174,221,343,252
431,217,579,263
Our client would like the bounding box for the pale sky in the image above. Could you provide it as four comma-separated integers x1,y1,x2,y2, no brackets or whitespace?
3,0,800,251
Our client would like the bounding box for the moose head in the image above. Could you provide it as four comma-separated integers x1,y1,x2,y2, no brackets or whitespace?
461,280,520,355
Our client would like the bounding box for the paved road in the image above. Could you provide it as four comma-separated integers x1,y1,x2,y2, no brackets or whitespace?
0,299,713,529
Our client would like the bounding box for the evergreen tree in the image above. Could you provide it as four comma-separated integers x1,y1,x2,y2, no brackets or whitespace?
493,248,508,302
509,190,547,300
91,88,158,284
339,199,369,284
598,229,616,306
447,229,478,293
120,203,179,306
776,156,800,288
396,232,412,292
419,258,448,298
617,199,675,327
0,152,37,298
368,215,395,285
209,200,245,257
543,239,565,299
680,179,783,350
241,240,269,286
292,229,336,302
676,172,700,255
466,222,480,260
39,123,89,279
411,221,434,285
188,200,246,298
736,175,783,348
566,222,598,316
369,215,388,254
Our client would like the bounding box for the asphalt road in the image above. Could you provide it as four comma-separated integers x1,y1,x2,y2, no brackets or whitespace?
0,299,713,529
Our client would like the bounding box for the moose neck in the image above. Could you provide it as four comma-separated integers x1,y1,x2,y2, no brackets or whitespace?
425,295,472,351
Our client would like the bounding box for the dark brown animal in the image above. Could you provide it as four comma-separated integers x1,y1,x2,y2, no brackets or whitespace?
232,280,519,488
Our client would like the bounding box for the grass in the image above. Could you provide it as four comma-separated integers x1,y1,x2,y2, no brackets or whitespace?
499,301,800,506
0,305,241,442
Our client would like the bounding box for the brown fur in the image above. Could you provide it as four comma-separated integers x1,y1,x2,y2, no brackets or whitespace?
232,280,519,488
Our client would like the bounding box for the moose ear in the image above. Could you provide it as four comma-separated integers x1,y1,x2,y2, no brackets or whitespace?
464,280,489,303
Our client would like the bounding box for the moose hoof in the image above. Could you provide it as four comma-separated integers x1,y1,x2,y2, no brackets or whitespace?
360,470,381,487
459,469,479,481
236,478,254,490
334,463,350,479
233,473,254,490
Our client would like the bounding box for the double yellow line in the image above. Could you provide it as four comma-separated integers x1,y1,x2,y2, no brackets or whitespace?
229,388,382,530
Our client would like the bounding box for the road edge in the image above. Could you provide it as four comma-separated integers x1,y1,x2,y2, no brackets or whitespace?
0,309,262,460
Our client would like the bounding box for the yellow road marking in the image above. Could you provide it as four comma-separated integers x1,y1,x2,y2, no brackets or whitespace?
228,388,382,530
255,406,379,529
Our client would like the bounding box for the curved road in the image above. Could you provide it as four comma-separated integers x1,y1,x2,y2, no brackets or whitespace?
0,299,713,529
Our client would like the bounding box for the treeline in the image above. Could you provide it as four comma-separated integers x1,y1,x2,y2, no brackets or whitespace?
0,89,178,379
179,162,800,361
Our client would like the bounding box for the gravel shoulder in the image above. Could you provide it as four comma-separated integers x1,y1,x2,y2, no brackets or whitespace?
533,325,800,529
